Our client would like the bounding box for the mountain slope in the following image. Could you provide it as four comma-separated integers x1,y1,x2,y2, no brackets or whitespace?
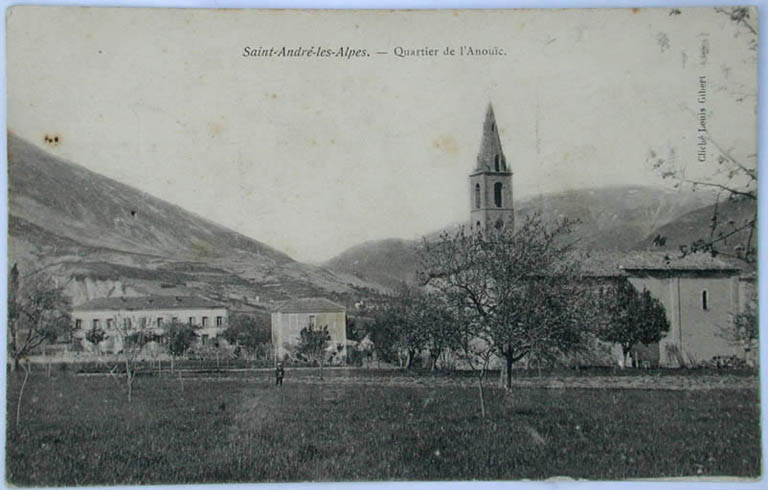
635,197,757,262
325,185,715,286
9,133,291,263
8,133,381,305
325,238,420,289
515,185,714,251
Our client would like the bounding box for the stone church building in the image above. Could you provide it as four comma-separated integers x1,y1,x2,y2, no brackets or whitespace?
470,104,515,234
472,104,755,367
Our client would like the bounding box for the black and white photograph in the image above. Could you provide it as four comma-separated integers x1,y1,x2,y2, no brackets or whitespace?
4,6,760,484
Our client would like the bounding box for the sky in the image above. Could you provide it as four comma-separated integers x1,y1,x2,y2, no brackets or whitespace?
6,7,758,262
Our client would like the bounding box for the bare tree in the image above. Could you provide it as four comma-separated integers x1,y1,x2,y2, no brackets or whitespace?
649,7,757,263
420,214,594,391
110,313,160,402
8,263,72,372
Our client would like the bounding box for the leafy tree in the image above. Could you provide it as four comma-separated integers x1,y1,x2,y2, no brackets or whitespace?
345,316,368,342
296,324,331,379
368,306,402,366
85,324,106,346
597,278,670,367
407,289,458,371
8,264,72,371
733,297,758,349
166,320,197,373
368,285,432,369
420,214,595,392
222,313,271,363
718,293,758,365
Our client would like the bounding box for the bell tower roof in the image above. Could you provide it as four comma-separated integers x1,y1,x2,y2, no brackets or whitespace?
475,103,508,173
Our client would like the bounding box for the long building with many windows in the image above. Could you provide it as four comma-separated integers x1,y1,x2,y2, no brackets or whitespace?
72,295,228,352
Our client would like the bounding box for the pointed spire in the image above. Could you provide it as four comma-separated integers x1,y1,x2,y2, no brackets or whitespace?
475,103,507,173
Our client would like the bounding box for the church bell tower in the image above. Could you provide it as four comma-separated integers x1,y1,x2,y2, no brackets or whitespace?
469,104,514,234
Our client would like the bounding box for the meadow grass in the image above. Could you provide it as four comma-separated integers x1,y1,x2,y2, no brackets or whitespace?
5,370,760,485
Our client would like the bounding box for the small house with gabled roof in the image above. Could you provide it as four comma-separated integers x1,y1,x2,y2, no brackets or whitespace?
271,297,347,364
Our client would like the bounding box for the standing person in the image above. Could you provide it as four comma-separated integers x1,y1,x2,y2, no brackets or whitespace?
275,362,285,386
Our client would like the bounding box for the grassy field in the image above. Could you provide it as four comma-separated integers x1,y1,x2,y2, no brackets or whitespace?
5,369,761,485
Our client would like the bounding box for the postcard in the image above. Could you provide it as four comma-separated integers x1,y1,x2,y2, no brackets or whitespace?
5,6,759,484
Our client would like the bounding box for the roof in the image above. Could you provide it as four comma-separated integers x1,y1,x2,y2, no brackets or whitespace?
573,251,743,277
74,296,226,312
618,252,742,272
573,251,627,277
474,103,510,174
272,297,346,314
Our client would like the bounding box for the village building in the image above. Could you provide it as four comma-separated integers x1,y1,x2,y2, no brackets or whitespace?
579,251,754,367
271,297,348,364
72,295,228,352
620,253,754,367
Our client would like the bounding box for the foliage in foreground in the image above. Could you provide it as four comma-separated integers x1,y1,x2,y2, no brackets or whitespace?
6,372,760,485
295,324,332,378
596,278,670,366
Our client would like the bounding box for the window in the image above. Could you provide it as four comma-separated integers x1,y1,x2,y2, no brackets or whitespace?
75,319,82,329
494,154,500,172
139,317,147,328
172,316,179,323
188,317,194,325
216,316,223,326
106,318,114,329
495,219,504,230
157,317,163,327
309,315,316,328
202,316,208,327
201,334,209,345
474,183,481,209
494,182,503,207
702,290,709,311
93,319,100,329
123,318,131,329
476,221,481,229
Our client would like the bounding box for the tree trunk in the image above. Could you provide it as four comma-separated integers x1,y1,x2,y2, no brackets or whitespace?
16,362,30,428
125,358,133,403
477,374,486,418
505,351,513,390
622,346,630,369
170,355,174,375
320,358,324,380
